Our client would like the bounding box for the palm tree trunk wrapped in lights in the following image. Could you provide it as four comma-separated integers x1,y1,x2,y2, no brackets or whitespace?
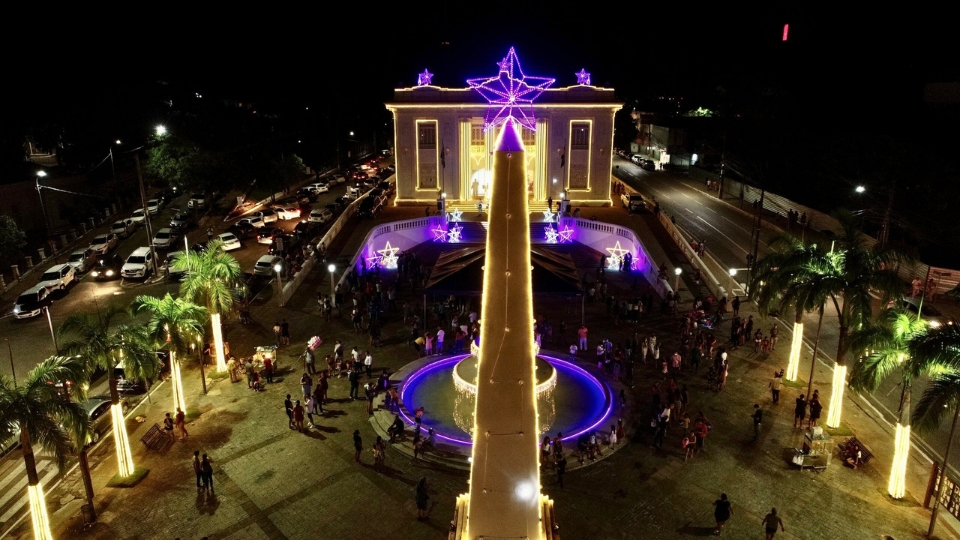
210,313,226,372
169,351,187,413
786,318,803,381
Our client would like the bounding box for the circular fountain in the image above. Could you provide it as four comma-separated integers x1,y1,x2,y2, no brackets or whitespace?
400,352,612,446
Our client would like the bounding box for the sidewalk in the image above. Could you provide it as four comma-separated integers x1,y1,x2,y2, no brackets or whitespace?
5,206,957,539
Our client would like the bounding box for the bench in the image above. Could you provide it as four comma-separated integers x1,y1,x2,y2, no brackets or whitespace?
140,423,165,449
838,436,874,467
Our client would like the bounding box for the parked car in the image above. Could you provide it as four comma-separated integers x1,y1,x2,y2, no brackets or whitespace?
267,234,300,257
228,222,257,240
146,199,162,215
188,193,207,209
295,188,318,203
110,218,136,238
256,228,284,245
358,197,378,219
152,227,178,249
621,193,646,212
121,247,155,279
130,208,146,224
67,248,96,273
39,264,77,293
307,182,330,193
273,205,301,220
630,154,643,165
90,254,123,281
333,196,351,209
12,285,50,319
217,232,242,251
640,159,656,171
170,211,194,231
89,233,119,255
331,175,347,185
161,251,187,282
238,216,265,229
157,188,177,206
377,181,394,195
256,209,279,224
293,220,320,238
898,297,951,328
309,208,333,224
346,186,361,199
80,396,130,445
253,255,283,277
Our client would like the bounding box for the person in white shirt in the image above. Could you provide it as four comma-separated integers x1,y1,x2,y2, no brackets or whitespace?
364,352,373,378
436,328,445,355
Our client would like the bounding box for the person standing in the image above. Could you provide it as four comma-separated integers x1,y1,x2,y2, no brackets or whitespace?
304,347,316,375
192,450,203,488
263,355,274,383
284,394,295,429
293,400,305,432
273,321,282,347
364,383,375,416
353,429,363,464
175,407,188,441
364,351,373,378
373,435,386,472
415,477,430,520
349,368,360,399
201,454,214,492
731,296,740,317
300,373,313,400
556,454,567,488
769,371,783,404
794,393,807,428
163,412,175,440
809,394,822,427
762,508,785,539
713,493,732,535
751,404,763,443
435,327,445,355
578,325,589,351
305,394,317,428
770,324,779,349
280,319,290,346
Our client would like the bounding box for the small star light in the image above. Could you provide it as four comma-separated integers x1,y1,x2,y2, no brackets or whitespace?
377,242,400,269
365,253,383,269
576,68,591,85
447,224,464,243
558,225,574,243
431,226,448,242
542,209,557,222
544,224,559,244
417,69,434,86
467,47,555,132
448,207,463,222
605,241,630,269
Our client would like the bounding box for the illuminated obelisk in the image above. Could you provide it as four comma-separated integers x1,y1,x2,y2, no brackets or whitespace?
452,117,554,538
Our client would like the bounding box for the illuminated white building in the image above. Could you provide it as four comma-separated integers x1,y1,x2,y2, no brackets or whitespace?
385,63,622,207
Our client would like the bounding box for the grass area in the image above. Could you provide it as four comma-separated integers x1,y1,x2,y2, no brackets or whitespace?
879,488,920,507
824,422,855,437
208,371,229,381
106,467,149,488
185,408,202,422
782,378,806,389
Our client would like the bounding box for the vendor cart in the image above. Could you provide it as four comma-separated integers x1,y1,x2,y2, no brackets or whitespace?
792,428,832,472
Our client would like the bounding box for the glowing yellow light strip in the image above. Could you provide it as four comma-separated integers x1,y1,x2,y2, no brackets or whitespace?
888,423,910,499
785,322,803,381
28,484,53,540
211,313,227,372
170,351,187,413
826,363,846,428
112,403,135,477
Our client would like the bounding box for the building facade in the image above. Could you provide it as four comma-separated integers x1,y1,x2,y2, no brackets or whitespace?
386,84,622,207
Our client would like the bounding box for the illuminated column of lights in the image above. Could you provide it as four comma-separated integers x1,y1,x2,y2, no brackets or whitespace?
211,313,227,372
888,422,910,499
28,484,53,540
785,322,803,381
112,403,135,476
825,363,846,428
170,351,187,413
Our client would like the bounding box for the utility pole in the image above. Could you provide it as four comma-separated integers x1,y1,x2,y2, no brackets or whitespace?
747,189,765,294
5,338,14,387
134,154,160,274
878,179,896,247
109,147,121,212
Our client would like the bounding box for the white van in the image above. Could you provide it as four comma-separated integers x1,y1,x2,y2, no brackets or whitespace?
122,247,155,279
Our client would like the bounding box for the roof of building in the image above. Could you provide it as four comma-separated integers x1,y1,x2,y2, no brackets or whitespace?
386,85,621,107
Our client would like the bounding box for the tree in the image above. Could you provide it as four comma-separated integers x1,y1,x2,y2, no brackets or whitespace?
0,356,90,540
910,323,960,537
172,240,243,373
0,215,27,259
847,307,928,499
131,294,207,413
58,304,159,477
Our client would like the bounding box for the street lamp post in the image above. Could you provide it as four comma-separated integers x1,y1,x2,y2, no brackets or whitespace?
728,268,738,297
274,264,284,307
35,170,49,237
4,338,14,386
328,264,336,307
674,267,682,293
44,305,59,354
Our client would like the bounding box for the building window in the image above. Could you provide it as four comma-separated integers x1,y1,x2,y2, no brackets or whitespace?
418,123,436,149
571,122,590,150
521,126,536,146
471,125,484,146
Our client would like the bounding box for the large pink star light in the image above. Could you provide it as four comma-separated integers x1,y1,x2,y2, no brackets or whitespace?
467,47,555,132
418,69,434,86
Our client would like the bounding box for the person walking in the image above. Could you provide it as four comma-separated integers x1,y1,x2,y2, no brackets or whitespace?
193,450,203,488
293,400,305,432
794,393,807,428
284,394,295,429
349,368,360,399
373,435,386,472
731,296,740,317
751,404,763,443
769,371,783,404
353,429,363,464
415,477,430,520
201,454,214,492
769,324,779,349
556,454,567,488
713,493,732,535
762,508,785,539
305,394,317,428
175,407,188,440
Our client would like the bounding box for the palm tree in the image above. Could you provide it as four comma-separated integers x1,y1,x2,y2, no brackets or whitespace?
58,305,159,477
750,236,823,382
910,323,960,537
132,294,207,413
0,356,90,540
809,212,907,428
173,239,243,373
847,307,928,499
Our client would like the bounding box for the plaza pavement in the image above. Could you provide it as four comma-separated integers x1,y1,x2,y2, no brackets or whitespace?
6,206,959,539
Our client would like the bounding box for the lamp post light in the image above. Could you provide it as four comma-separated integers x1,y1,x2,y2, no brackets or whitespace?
35,170,50,237
155,125,167,137
674,267,682,293
328,264,337,307
728,268,738,297
44,305,59,354
855,185,866,194
274,263,284,307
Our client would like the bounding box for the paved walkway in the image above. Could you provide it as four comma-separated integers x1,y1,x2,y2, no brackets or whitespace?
4,206,958,539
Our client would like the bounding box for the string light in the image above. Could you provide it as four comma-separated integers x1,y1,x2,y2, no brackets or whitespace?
432,226,448,242
785,322,803,381
542,209,557,222
557,225,574,243
447,224,463,243
544,225,559,244
467,47,555,132
826,363,847,428
448,208,464,222
376,242,400,269
605,241,630,269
